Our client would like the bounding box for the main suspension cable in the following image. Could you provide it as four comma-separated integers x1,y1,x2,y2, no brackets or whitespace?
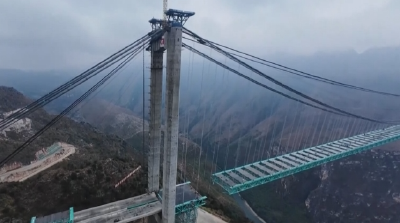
182,42,393,124
182,34,400,97
0,46,145,166
182,30,398,124
0,30,163,131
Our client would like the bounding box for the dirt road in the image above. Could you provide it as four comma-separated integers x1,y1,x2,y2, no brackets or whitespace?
0,142,75,182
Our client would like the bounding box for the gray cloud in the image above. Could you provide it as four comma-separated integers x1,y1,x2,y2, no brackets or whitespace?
0,0,399,70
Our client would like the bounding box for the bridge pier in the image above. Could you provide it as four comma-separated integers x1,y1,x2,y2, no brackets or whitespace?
161,9,195,223
162,21,183,223
30,11,200,223
148,25,164,192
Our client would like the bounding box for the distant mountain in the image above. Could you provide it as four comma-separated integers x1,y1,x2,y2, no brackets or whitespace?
1,45,400,222
65,46,400,223
72,98,148,140
307,149,400,223
0,86,148,222
0,87,250,223
0,69,74,99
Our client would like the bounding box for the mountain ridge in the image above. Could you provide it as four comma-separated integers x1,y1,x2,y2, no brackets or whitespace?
0,86,250,223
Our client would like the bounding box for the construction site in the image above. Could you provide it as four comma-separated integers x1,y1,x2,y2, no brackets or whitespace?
0,142,75,182
28,6,210,222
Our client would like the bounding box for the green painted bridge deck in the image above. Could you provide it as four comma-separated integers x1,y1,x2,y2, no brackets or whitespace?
212,125,400,194
31,207,73,223
31,182,206,222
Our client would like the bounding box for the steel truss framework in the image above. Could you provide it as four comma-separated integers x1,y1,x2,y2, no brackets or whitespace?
212,125,400,194
157,182,207,217
175,197,207,215
175,207,198,223
31,207,74,223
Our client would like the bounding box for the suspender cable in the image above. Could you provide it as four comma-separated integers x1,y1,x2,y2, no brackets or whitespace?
182,30,399,124
182,44,343,117
142,42,146,162
182,34,400,97
0,46,145,166
0,30,163,130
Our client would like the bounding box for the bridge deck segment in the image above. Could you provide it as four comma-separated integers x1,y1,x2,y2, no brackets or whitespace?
212,126,400,194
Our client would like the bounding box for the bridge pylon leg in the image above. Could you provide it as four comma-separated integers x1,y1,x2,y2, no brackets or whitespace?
162,23,183,223
148,39,164,192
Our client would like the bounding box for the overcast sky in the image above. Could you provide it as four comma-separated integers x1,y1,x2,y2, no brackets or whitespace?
0,0,399,70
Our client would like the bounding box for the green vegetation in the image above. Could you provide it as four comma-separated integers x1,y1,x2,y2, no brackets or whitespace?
0,86,250,222
127,132,251,223
241,168,321,223
0,156,147,221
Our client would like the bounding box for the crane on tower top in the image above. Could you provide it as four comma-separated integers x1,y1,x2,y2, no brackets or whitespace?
163,0,168,21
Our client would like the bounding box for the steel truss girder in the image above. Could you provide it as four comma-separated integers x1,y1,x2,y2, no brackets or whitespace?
212,126,400,194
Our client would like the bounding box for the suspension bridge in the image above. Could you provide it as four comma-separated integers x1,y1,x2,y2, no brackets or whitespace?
1,4,400,223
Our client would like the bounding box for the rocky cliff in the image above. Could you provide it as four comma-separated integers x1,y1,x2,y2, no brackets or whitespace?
308,148,400,223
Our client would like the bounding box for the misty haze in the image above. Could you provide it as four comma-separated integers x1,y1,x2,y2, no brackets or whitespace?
0,1,400,223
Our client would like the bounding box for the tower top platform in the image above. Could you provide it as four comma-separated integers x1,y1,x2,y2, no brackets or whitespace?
165,9,195,26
